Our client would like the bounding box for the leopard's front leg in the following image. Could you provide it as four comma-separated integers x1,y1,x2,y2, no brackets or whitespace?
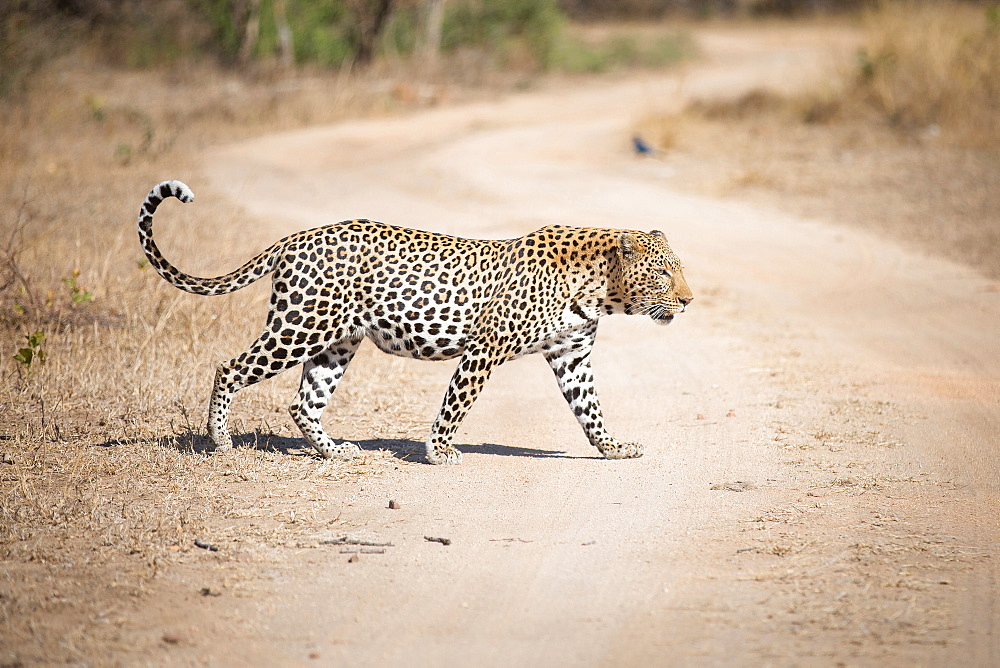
544,326,644,460
425,346,499,465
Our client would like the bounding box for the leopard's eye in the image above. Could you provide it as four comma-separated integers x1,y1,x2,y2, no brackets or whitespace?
660,269,673,278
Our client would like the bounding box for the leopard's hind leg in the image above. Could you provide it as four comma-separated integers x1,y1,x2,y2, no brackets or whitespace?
207,324,332,454
288,338,363,459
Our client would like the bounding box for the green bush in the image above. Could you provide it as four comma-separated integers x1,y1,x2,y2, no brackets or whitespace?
287,1,354,66
2,0,692,77
554,30,695,74
192,0,245,59
383,7,421,57
194,0,560,68
440,0,565,69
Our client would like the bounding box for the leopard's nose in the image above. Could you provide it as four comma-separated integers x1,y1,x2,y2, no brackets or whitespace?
679,295,693,307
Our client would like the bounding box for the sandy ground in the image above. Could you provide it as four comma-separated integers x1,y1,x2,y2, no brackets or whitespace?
52,29,997,665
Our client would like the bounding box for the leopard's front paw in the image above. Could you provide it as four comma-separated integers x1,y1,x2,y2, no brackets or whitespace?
208,429,233,454
599,440,644,460
426,443,463,465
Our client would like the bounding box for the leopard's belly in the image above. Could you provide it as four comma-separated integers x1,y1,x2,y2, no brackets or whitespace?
364,316,468,361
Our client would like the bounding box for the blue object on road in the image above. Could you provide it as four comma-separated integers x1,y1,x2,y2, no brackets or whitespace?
632,135,656,156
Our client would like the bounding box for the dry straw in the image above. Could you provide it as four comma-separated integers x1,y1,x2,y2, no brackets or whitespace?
855,0,1000,147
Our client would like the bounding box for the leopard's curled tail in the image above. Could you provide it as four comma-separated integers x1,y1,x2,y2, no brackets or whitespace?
137,180,279,296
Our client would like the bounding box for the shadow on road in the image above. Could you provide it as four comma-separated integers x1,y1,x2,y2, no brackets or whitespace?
113,432,594,461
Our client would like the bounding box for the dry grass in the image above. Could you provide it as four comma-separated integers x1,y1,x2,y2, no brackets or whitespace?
852,0,1000,147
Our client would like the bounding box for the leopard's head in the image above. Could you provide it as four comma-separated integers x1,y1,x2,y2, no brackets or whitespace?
615,230,693,324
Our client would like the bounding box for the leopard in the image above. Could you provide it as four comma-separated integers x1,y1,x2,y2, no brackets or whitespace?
137,180,693,465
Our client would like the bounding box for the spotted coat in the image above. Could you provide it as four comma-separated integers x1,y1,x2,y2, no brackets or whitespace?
137,181,693,464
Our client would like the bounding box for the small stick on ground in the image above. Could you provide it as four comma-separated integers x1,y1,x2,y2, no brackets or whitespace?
321,537,394,548
424,536,451,546
490,537,533,543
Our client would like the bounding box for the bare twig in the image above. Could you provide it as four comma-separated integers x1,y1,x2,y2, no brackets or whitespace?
1,182,42,315
489,537,533,543
321,536,393,548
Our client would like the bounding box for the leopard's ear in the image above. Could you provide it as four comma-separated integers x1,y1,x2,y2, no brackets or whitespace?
618,232,638,261
650,230,665,238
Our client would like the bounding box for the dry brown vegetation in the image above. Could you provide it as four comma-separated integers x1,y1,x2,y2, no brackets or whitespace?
851,0,1000,146
636,2,1000,277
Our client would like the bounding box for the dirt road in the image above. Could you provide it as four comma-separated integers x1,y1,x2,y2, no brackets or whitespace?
146,28,998,665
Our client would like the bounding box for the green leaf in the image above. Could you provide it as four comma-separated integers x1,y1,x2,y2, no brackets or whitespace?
14,348,33,366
